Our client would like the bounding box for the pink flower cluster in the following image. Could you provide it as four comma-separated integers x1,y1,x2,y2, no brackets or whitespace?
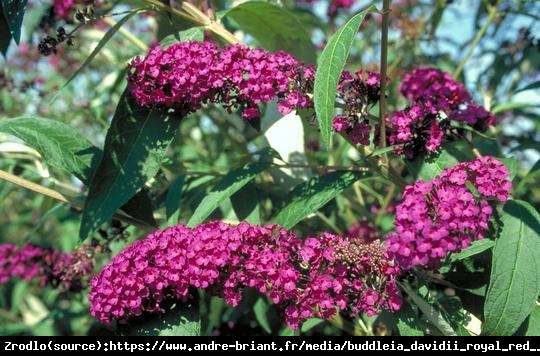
88,221,400,329
0,244,93,291
53,0,75,20
399,67,471,109
328,0,357,17
332,71,381,145
295,233,401,324
127,42,314,120
386,156,511,269
389,67,496,158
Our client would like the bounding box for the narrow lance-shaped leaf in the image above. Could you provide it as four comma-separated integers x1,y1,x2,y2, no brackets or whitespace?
483,200,540,336
253,297,272,334
159,26,205,48
313,7,375,149
399,282,457,336
187,162,269,227
405,142,472,181
80,90,180,240
0,117,157,228
231,182,261,225
55,9,143,98
449,239,495,263
1,0,27,44
0,9,11,56
272,170,370,229
396,301,424,336
0,117,100,183
223,1,315,63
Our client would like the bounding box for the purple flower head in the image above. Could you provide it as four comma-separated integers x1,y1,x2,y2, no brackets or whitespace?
449,103,496,130
386,156,511,269
127,42,313,119
400,67,472,110
332,70,382,145
388,100,447,158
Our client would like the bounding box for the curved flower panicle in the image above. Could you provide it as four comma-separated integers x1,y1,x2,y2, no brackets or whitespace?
127,42,313,119
386,156,511,269
88,221,401,329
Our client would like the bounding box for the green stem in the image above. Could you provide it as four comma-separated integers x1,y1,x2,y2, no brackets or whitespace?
378,0,390,152
453,0,501,79
375,184,395,225
140,0,240,45
315,212,343,235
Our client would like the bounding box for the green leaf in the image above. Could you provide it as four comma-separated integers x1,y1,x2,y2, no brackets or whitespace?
492,102,540,114
0,117,157,228
165,176,186,226
449,239,495,262
396,301,424,336
526,306,540,336
56,9,142,97
253,297,272,334
405,142,472,181
80,90,180,240
313,7,375,149
272,170,369,229
279,327,295,336
159,26,205,47
514,80,540,94
499,157,517,181
300,318,324,333
0,9,11,56
187,162,269,227
516,159,540,192
0,117,100,183
1,0,27,46
483,200,540,335
124,300,200,336
400,282,457,336
224,1,315,63
230,182,261,225
428,0,448,38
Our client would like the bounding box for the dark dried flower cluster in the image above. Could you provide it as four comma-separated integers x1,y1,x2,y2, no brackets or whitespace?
0,244,94,291
332,71,381,145
38,26,74,56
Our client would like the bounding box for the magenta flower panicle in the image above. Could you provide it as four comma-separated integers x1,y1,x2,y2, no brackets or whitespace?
127,42,313,120
386,156,511,269
88,221,401,329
